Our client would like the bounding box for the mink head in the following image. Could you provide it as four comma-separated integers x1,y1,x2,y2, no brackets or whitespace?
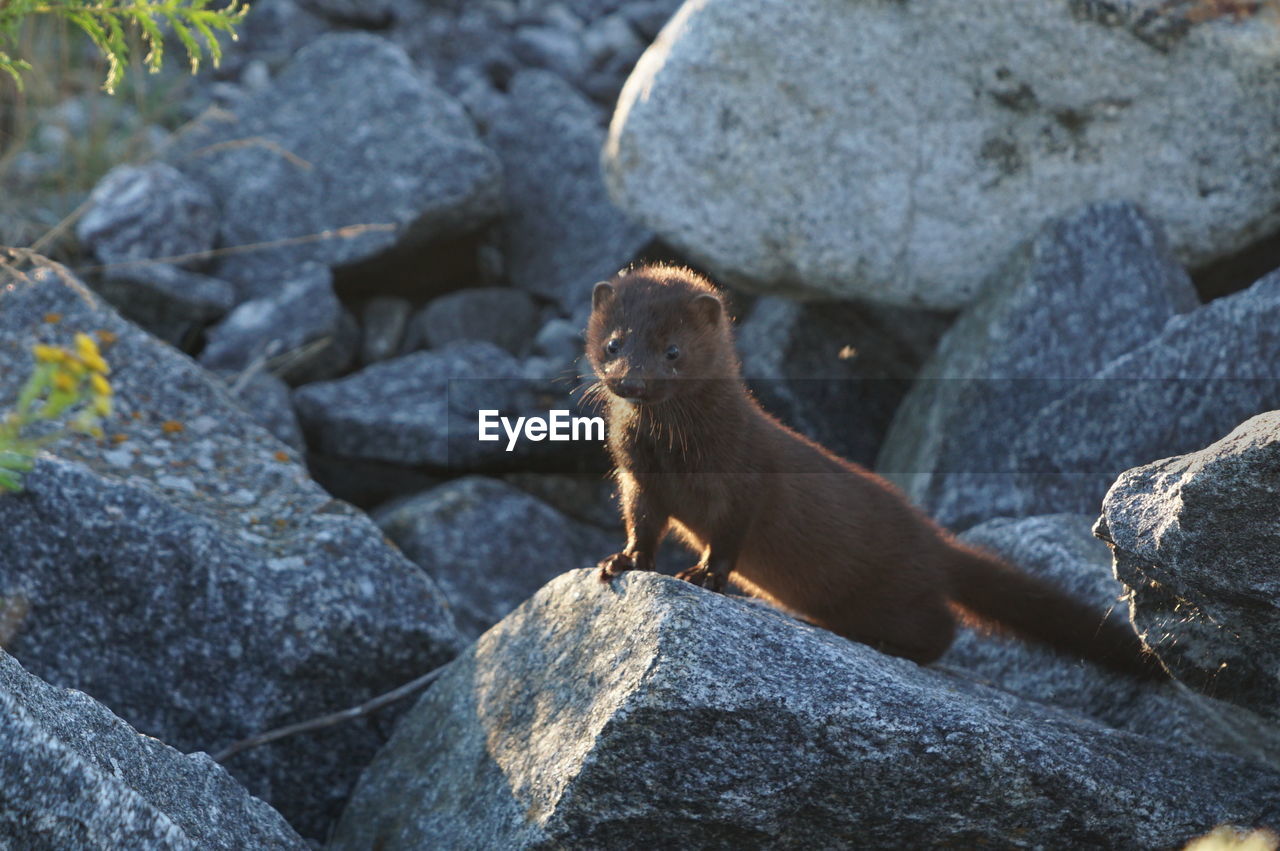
586,265,740,405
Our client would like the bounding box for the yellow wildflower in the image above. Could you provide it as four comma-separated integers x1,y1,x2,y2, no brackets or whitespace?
52,371,76,393
92,396,113,417
90,373,112,397
32,344,65,364
74,333,109,374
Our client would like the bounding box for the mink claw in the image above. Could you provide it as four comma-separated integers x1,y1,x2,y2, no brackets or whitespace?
675,565,709,587
597,552,635,582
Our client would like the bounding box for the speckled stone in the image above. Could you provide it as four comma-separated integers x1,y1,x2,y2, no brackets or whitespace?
1098,411,1280,723
0,267,461,839
0,650,305,849
332,570,1280,849
605,0,1280,307
168,33,503,299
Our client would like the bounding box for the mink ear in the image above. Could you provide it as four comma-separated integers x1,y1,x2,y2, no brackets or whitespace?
592,281,615,311
691,293,722,326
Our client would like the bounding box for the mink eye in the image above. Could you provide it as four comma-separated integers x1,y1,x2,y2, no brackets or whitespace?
605,337,622,355
665,344,681,361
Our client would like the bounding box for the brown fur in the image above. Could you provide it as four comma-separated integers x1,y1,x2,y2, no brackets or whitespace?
586,264,1165,680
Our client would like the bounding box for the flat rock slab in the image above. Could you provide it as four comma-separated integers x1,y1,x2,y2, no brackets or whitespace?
0,650,306,850
332,570,1280,849
0,266,461,839
294,342,598,471
879,201,1196,530
169,33,503,299
1098,411,1280,723
605,0,1280,307
985,268,1280,522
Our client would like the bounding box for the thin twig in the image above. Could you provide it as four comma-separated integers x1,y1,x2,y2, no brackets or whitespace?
74,222,399,274
29,192,96,254
181,136,313,170
212,661,453,763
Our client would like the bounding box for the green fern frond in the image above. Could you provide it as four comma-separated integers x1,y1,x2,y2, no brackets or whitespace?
0,1,249,94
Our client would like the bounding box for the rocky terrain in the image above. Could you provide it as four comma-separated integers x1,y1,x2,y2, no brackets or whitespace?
2,0,1280,847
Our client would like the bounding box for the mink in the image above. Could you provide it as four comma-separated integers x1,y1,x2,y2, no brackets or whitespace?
585,264,1165,680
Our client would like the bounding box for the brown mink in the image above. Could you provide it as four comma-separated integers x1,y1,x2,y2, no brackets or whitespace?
585,264,1166,680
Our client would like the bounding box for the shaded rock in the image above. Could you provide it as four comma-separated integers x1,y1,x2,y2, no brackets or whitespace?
221,370,306,452
485,70,651,309
294,342,590,471
0,651,305,850
199,264,358,384
1097,411,1280,723
296,0,394,27
579,12,648,102
209,0,329,78
405,287,540,355
623,0,681,40
604,0,1280,308
532,316,585,372
170,33,503,299
739,295,951,467
359,296,412,365
511,25,588,81
0,269,461,838
94,263,236,348
502,471,619,529
993,268,1280,520
304,454,443,510
943,514,1280,762
375,477,613,639
76,163,218,269
332,569,1280,850
878,201,1197,529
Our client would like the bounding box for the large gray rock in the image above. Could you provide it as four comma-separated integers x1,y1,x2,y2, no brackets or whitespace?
170,33,503,299
943,514,1280,763
76,162,218,269
738,295,950,467
0,267,461,839
375,477,613,639
604,0,1280,308
485,70,651,309
332,569,1280,849
0,651,306,850
199,264,358,384
989,268,1280,522
878,201,1197,530
1097,411,1280,723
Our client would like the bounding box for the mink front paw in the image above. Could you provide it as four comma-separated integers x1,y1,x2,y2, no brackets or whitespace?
599,550,656,582
676,564,726,593
597,552,635,582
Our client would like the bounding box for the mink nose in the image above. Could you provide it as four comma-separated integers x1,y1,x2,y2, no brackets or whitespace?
617,377,647,399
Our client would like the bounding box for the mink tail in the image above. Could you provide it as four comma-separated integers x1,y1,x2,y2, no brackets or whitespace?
944,543,1169,682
